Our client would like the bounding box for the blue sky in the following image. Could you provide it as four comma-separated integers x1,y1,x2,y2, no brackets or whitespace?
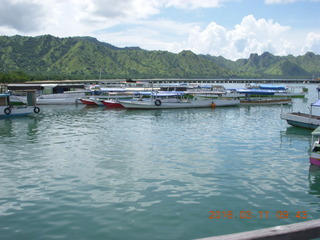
0,0,319,60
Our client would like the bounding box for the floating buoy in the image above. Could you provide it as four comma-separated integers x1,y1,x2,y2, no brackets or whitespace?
211,103,216,108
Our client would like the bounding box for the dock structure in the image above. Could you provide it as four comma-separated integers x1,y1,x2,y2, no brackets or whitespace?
23,78,320,85
197,219,320,240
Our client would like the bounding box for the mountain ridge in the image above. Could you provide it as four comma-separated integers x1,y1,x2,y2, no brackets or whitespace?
0,35,319,82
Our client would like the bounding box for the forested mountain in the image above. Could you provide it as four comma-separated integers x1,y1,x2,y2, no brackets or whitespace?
0,35,319,82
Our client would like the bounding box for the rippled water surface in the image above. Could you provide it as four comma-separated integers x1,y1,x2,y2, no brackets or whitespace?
1,84,320,240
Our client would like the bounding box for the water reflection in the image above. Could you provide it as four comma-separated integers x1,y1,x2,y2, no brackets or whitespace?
308,165,320,194
0,116,41,139
308,165,320,213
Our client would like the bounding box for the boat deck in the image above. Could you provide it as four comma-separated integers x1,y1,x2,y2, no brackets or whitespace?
290,112,320,120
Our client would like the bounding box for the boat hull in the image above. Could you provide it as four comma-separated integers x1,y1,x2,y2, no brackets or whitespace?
281,112,320,130
310,157,320,166
80,98,97,105
212,98,240,107
102,100,125,108
0,106,38,117
240,98,292,105
120,99,213,109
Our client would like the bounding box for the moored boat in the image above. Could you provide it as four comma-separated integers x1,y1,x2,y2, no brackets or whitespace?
0,92,40,117
236,89,293,105
245,83,307,98
8,84,86,105
119,91,239,109
281,99,320,130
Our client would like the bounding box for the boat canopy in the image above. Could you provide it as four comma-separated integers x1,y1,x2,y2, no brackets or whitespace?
312,99,320,107
7,84,85,91
153,91,185,97
0,93,10,98
259,84,287,90
236,88,275,95
311,126,320,136
100,88,126,92
133,91,153,96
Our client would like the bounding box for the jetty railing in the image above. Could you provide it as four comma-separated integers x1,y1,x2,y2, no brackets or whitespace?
197,219,320,240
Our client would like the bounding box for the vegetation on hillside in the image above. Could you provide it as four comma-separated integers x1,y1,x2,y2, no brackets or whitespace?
0,35,319,82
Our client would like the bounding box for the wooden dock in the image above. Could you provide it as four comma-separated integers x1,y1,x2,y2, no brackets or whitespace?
197,219,320,240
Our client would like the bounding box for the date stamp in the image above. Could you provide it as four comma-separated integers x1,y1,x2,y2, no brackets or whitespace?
208,210,307,219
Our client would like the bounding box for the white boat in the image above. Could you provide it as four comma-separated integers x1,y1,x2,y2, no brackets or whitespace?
0,92,40,117
281,99,320,129
8,84,86,105
119,91,239,109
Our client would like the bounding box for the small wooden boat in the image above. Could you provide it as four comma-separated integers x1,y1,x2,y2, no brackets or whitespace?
310,126,320,165
281,99,320,129
119,91,239,109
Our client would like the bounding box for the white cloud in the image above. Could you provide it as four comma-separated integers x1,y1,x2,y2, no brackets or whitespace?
264,0,299,4
163,0,224,9
167,15,301,60
303,33,320,53
0,0,319,60
264,0,320,4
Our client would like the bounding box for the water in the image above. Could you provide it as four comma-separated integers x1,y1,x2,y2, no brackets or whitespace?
0,84,320,240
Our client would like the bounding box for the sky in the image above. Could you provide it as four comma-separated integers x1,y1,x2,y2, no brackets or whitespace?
0,0,319,60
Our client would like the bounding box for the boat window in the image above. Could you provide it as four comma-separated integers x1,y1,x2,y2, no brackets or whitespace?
0,97,7,106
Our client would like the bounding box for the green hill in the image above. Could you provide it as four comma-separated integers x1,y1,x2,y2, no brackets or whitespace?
0,35,319,82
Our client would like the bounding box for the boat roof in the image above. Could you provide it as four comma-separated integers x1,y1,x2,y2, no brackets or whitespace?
7,83,85,90
100,88,126,92
236,88,275,95
0,93,10,97
259,84,287,90
312,126,320,135
153,91,185,96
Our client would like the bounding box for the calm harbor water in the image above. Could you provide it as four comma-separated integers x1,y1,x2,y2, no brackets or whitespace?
1,83,320,240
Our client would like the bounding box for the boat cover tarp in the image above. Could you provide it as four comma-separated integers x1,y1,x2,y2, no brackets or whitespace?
236,88,275,95
259,84,287,90
312,99,320,107
7,84,43,90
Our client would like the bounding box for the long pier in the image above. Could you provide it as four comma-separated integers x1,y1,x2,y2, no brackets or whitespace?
22,78,319,84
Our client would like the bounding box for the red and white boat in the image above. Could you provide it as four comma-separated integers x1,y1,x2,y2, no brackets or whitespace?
80,98,97,105
80,98,105,106
102,99,125,108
